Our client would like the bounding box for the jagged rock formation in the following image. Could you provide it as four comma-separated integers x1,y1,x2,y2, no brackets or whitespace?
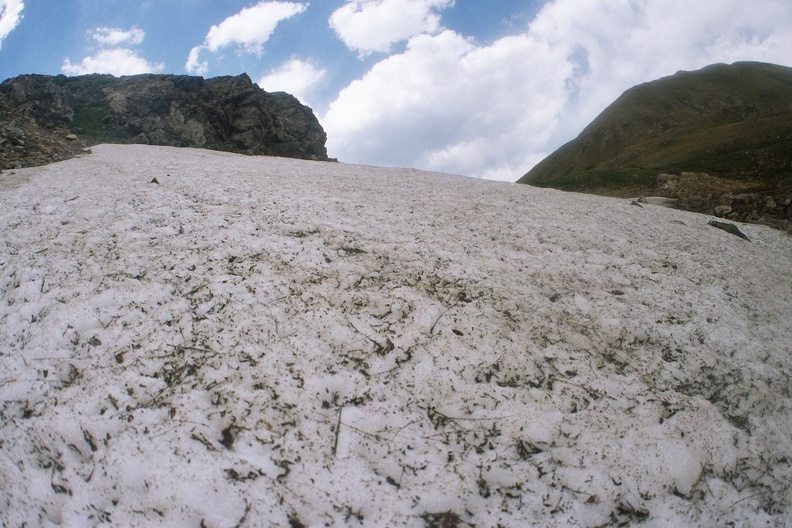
0,73,328,169
518,62,792,228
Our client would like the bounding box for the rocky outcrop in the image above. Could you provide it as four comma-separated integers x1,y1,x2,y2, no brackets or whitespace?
0,73,328,169
657,171,792,227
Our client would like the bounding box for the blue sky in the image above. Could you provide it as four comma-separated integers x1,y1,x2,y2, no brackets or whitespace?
2,0,792,180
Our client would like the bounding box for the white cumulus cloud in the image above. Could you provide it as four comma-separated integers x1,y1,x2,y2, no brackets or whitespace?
62,25,163,76
185,46,208,76
330,0,453,56
0,0,24,49
90,26,145,46
323,0,792,180
62,48,164,76
257,58,326,104
186,1,307,75
323,29,570,180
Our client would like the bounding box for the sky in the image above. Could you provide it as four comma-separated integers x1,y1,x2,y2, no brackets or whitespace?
1,0,792,181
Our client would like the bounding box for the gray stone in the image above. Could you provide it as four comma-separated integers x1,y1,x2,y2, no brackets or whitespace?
708,220,750,241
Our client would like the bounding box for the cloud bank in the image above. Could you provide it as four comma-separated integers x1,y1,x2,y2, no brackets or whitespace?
0,0,24,49
186,1,307,75
62,26,163,76
257,58,325,105
323,0,792,180
329,0,453,56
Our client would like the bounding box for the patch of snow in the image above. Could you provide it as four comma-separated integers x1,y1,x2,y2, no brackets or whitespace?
1,144,791,526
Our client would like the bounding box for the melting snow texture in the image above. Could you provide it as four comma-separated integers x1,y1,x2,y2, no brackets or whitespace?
1,145,791,527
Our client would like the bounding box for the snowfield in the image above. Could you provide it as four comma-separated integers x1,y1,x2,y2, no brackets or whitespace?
1,144,791,527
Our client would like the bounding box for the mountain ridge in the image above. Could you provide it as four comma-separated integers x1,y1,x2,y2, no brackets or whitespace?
518,61,792,228
0,72,328,170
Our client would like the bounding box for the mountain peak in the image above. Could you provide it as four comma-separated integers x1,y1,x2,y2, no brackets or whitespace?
519,61,792,228
0,72,329,170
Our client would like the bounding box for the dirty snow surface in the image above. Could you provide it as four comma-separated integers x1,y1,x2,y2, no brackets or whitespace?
2,144,791,527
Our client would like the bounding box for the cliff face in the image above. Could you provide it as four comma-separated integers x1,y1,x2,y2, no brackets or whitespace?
0,73,328,169
518,62,792,227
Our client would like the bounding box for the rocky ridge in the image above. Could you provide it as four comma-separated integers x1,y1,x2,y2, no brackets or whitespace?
0,73,328,170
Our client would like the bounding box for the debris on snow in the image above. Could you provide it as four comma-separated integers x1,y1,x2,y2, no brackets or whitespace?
708,219,751,241
1,145,791,527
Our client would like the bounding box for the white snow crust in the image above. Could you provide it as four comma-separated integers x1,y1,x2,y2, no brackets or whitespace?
1,144,791,527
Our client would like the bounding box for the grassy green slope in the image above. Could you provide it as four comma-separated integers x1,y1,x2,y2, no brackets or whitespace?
518,62,792,199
